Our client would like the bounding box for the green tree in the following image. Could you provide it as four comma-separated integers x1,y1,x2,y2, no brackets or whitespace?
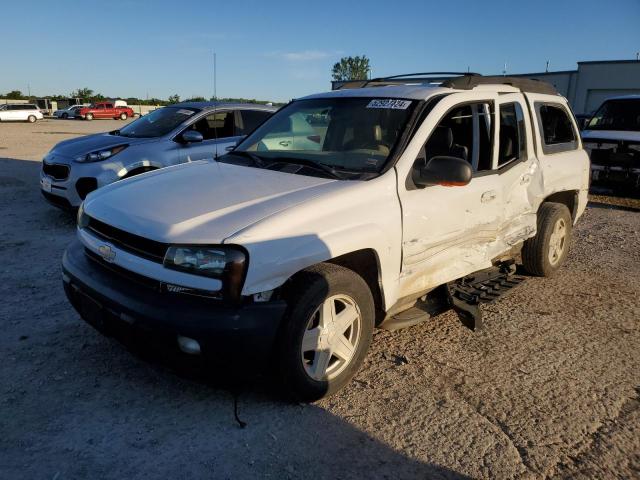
71,87,94,100
168,94,181,104
331,55,371,81
4,90,25,100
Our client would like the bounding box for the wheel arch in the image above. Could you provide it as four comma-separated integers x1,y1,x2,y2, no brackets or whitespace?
541,190,579,220
117,161,163,179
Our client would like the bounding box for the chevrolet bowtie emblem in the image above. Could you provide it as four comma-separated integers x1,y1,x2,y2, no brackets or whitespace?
98,245,116,262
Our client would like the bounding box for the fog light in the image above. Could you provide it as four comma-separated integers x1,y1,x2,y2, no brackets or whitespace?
177,335,201,355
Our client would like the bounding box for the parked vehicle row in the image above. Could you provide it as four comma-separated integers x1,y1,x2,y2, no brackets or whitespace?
0,103,44,122
48,74,591,400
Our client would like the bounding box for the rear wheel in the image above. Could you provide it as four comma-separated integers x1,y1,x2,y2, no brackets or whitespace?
277,263,374,401
85,113,93,121
522,202,572,276
27,115,37,123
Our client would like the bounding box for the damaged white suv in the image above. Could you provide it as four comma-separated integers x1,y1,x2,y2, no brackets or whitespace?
62,74,590,401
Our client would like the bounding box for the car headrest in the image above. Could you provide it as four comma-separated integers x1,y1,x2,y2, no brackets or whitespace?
430,126,454,149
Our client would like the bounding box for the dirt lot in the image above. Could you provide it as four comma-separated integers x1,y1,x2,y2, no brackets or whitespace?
1,119,639,479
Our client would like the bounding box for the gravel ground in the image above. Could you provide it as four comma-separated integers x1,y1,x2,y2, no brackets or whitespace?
1,119,639,479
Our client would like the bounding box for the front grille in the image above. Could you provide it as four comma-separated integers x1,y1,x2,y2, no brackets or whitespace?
42,162,70,180
84,248,161,291
86,216,168,263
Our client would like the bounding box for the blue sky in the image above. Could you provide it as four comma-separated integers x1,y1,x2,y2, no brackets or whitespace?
1,0,639,102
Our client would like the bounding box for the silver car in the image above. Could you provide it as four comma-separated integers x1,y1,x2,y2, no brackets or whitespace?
40,102,277,209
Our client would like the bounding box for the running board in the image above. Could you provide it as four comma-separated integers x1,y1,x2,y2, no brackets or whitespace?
381,263,526,332
448,263,526,331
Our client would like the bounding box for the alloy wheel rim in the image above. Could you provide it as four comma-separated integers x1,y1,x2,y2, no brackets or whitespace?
301,294,362,381
548,218,567,265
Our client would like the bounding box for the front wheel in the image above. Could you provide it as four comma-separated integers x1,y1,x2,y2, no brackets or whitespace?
85,113,93,121
61,113,68,119
119,112,128,120
522,202,572,276
277,263,374,401
27,115,37,123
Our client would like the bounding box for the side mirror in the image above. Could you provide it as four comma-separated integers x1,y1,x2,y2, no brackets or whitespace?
415,156,472,187
181,130,204,143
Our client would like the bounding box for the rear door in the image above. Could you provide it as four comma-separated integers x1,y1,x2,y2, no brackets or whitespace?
494,94,539,245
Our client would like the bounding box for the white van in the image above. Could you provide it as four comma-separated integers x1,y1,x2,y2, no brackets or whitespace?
0,104,44,123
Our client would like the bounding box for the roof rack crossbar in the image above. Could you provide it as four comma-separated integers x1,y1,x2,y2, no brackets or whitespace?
372,72,481,82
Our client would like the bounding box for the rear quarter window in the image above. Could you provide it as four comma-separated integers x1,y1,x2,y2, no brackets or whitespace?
535,103,577,154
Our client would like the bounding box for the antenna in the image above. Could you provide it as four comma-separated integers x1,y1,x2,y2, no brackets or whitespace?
213,51,218,159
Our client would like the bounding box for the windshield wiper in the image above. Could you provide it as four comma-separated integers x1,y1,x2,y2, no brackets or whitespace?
267,157,344,179
226,151,267,168
110,129,120,136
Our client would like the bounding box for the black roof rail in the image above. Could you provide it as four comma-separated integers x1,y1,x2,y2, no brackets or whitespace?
335,72,480,90
442,75,558,95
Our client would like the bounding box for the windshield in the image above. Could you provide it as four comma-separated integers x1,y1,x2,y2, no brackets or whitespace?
233,97,416,175
587,99,640,132
117,106,200,138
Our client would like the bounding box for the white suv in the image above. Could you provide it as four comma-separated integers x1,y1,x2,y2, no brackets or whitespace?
62,74,590,400
0,103,44,122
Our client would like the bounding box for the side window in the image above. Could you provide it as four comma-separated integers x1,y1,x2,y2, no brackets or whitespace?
192,111,234,140
105,103,114,109
498,102,526,167
238,110,272,135
97,104,105,110
536,103,577,154
420,102,494,173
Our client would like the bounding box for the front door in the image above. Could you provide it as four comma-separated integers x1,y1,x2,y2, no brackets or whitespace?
396,94,507,298
180,110,239,162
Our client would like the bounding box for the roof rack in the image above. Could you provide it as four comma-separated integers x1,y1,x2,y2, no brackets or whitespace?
335,72,480,90
334,72,559,95
442,75,558,95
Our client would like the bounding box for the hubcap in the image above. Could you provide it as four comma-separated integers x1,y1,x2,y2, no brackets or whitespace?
301,294,362,381
548,218,567,266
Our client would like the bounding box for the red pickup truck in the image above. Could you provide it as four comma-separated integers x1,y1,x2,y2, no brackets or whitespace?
77,102,134,121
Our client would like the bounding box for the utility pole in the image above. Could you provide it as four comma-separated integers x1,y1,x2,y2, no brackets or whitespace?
213,51,217,101
545,60,550,73
502,62,507,76
27,84,31,98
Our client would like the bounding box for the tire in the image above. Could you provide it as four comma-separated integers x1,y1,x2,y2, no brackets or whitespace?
85,113,93,121
119,112,128,120
277,263,375,402
27,115,36,123
522,202,572,277
61,113,68,119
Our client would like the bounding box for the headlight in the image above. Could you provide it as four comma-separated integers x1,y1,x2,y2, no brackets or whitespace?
75,145,128,163
163,246,246,280
77,202,89,229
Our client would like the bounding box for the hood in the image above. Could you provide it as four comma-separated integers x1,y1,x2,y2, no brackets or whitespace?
83,161,341,244
582,129,640,144
48,132,153,160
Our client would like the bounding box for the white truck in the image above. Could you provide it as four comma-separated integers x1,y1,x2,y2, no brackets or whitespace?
62,73,590,400
581,95,640,195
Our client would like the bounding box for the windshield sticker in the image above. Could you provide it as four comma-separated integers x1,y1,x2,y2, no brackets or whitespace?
176,109,195,116
366,99,412,110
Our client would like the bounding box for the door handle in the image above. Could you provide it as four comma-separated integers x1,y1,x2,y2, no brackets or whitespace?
481,190,497,203
279,140,291,147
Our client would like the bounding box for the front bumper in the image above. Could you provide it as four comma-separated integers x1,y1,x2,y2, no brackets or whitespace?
40,158,118,208
62,239,287,372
